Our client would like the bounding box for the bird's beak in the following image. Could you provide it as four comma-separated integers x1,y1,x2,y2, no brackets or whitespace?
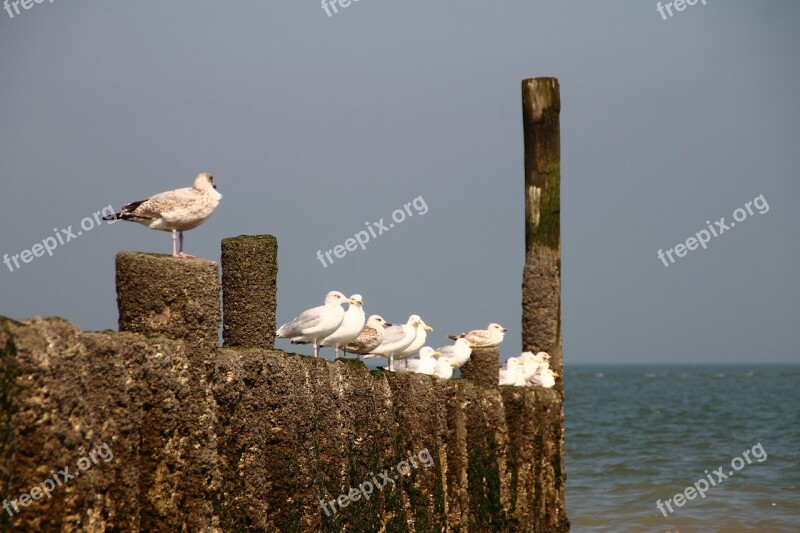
213,184,217,189
433,351,441,357
502,328,508,333
424,325,433,332
451,361,460,367
553,372,560,379
470,343,477,348
385,322,393,327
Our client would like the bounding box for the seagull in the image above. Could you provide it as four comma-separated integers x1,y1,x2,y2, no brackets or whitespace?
499,357,523,386
394,317,433,367
104,173,221,258
436,338,475,367
518,352,543,382
345,315,392,356
276,291,350,357
433,357,460,380
448,323,508,347
319,294,366,358
367,315,420,371
529,364,559,389
395,346,440,375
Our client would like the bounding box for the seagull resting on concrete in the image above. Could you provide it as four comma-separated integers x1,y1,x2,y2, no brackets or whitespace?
448,323,508,347
276,291,350,357
104,173,221,258
319,294,366,358
345,315,392,357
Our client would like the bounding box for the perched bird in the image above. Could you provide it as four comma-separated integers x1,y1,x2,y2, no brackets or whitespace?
448,323,508,347
394,317,433,366
518,352,542,382
395,347,440,375
367,315,420,371
529,364,559,389
499,357,523,386
433,357,460,380
104,173,221,258
345,315,392,356
436,338,475,367
276,291,350,357
319,294,365,358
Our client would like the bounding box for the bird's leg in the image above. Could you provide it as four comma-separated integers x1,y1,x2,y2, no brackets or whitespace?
171,230,179,257
334,346,340,359
176,231,197,259
313,342,319,358
389,355,394,372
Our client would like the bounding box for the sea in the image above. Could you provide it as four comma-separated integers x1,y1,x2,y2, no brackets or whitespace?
564,364,800,532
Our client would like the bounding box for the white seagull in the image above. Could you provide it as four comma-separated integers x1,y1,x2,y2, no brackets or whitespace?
366,315,420,371
433,357,460,380
518,352,542,382
499,357,523,386
396,346,440,375
448,323,508,347
276,291,350,357
394,317,433,367
105,172,222,258
529,364,559,389
436,338,475,368
320,294,366,358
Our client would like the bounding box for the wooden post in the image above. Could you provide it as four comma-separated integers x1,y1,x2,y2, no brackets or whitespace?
521,78,562,380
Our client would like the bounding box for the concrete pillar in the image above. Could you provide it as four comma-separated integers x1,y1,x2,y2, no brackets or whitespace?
459,346,500,387
114,251,221,529
115,252,220,353
221,235,278,349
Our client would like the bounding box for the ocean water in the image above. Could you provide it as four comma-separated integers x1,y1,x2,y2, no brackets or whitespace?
564,365,800,532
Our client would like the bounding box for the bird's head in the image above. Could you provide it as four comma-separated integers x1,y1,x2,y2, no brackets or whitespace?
194,173,217,191
325,291,349,306
489,323,508,334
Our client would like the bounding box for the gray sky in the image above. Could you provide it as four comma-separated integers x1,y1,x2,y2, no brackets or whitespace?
1,1,798,364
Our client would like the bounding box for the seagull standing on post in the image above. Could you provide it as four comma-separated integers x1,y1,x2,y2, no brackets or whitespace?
319,294,366,358
345,315,392,357
276,291,350,357
448,323,508,347
366,315,420,371
104,173,221,258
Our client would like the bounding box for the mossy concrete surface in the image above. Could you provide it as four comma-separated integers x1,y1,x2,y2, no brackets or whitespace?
459,347,500,388
0,316,198,531
0,320,567,531
221,235,278,349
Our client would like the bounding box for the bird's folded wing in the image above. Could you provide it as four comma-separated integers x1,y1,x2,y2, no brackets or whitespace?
136,187,198,214
437,346,455,357
379,326,406,345
286,307,328,334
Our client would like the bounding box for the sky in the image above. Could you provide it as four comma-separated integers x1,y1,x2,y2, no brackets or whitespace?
1,1,798,364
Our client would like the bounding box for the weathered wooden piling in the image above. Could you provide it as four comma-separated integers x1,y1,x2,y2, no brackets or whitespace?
521,77,563,379
221,235,278,349
521,75,567,527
